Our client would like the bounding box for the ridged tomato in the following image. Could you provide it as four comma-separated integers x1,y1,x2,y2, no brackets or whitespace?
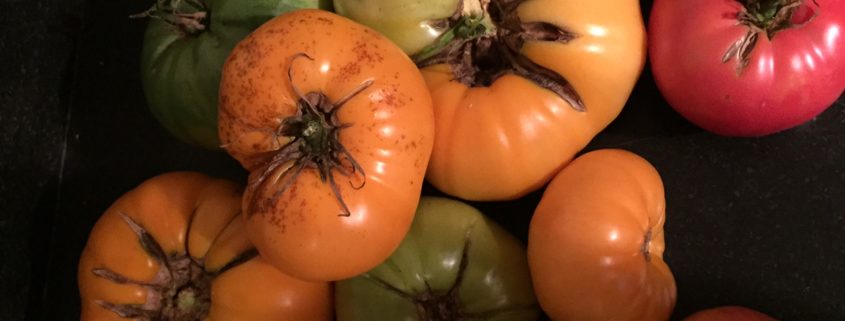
337,0,646,200
78,172,332,321
218,10,435,281
528,149,676,321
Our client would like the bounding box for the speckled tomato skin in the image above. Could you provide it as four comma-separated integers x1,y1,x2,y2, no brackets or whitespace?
218,10,435,282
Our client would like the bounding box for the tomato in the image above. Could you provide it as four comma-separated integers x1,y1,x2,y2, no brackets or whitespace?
138,0,330,149
649,0,845,136
335,197,539,321
527,149,676,321
336,0,646,200
683,306,778,321
77,172,332,321
332,0,460,55
218,9,435,281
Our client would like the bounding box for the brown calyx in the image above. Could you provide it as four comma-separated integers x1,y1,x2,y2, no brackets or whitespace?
90,213,256,321
414,0,585,111
130,0,209,36
723,0,819,74
246,53,370,218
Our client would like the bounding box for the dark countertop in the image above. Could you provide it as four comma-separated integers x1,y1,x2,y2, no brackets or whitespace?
2,0,843,320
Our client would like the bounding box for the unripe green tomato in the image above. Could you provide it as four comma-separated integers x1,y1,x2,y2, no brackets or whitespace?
140,0,331,149
333,0,459,55
335,197,540,321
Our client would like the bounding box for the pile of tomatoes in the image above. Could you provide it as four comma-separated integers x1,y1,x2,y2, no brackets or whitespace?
78,0,844,320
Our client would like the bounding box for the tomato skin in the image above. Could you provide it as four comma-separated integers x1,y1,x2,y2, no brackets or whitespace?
77,172,332,321
422,0,646,201
140,0,328,149
335,197,539,321
333,0,460,55
527,149,676,321
218,10,435,281
683,306,778,321
649,0,845,137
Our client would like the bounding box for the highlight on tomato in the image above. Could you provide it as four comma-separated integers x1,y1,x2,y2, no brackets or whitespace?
137,0,331,149
218,9,435,282
527,149,676,321
649,0,845,136
77,172,332,321
336,0,647,201
336,196,540,321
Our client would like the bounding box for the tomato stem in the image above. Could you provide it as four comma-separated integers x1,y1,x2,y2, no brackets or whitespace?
725,0,818,74
91,212,215,321
414,0,585,112
130,0,209,36
246,53,371,218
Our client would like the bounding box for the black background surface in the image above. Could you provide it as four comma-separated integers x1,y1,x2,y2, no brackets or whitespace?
2,0,844,320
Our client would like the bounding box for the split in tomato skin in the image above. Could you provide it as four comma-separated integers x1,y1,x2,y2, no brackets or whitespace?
218,9,436,282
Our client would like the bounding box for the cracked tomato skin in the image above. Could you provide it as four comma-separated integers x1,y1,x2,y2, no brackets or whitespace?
421,0,647,201
527,149,676,321
77,172,332,321
335,197,540,321
649,0,845,136
218,10,435,281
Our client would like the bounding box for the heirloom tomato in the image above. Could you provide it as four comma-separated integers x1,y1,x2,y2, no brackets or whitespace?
337,0,646,200
336,197,539,321
138,0,330,149
78,172,332,321
650,0,845,136
218,10,435,281
683,306,778,321
528,149,676,321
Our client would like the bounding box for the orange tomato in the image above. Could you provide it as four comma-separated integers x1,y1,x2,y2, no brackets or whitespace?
77,172,332,321
218,9,435,281
527,149,676,321
422,0,646,200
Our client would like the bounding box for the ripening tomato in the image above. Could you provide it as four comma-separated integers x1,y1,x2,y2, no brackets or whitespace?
649,0,845,136
77,172,332,321
337,0,646,200
139,0,331,149
528,149,676,321
335,197,540,321
683,306,778,321
218,9,435,281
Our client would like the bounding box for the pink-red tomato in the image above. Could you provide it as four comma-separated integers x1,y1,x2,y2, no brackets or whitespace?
650,0,845,136
683,306,778,321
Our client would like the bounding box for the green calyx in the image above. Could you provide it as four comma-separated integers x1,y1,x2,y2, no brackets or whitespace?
739,0,813,38
411,14,494,63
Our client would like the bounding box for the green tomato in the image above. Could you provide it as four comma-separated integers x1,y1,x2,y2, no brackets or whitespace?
140,0,332,149
333,0,459,55
336,197,540,321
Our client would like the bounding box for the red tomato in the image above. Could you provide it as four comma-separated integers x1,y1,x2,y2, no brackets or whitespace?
683,306,778,321
649,0,845,136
